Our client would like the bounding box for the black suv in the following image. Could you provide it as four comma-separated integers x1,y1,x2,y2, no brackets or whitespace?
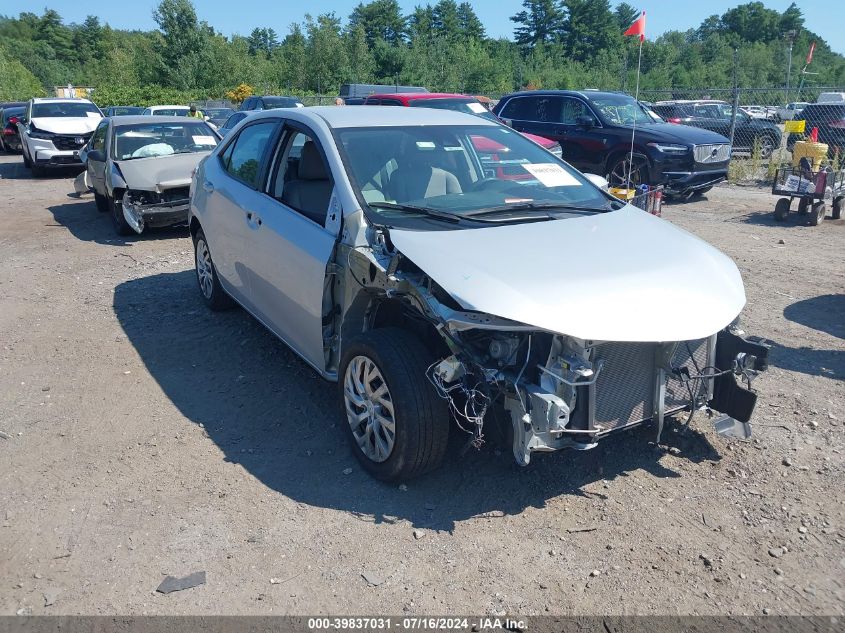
239,95,304,111
786,103,845,156
651,100,782,159
492,90,731,196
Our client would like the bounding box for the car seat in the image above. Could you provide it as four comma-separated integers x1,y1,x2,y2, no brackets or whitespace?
281,141,333,225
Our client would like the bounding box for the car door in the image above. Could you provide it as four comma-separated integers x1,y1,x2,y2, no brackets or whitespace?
554,97,606,174
241,122,340,373
86,120,110,195
499,95,560,143
200,119,280,309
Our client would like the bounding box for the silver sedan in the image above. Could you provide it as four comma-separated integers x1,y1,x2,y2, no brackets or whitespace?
189,107,768,481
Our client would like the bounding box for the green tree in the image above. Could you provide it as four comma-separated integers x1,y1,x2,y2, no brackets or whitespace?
348,0,406,46
457,2,485,40
152,0,208,88
511,0,565,48
561,0,621,62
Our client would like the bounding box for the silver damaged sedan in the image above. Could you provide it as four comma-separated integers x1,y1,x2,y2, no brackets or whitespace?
189,107,770,481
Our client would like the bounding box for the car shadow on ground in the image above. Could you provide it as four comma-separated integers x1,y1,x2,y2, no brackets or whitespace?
764,294,845,381
47,201,188,246
0,158,82,181
114,270,722,532
737,207,845,227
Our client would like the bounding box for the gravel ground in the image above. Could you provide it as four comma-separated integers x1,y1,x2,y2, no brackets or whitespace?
0,154,843,616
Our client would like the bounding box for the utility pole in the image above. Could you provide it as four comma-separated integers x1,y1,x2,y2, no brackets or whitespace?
784,29,798,103
729,47,739,147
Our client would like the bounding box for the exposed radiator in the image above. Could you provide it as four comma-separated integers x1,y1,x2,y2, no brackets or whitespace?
591,337,712,432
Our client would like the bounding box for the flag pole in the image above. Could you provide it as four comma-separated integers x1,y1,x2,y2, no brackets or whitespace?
626,35,644,189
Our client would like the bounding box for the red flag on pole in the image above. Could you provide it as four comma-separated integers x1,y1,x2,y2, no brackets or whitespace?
624,11,646,42
806,41,816,65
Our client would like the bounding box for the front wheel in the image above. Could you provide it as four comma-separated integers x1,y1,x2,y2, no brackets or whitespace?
832,197,843,220
774,197,790,222
757,135,776,159
94,192,109,213
607,154,649,189
109,190,134,236
193,228,234,311
339,328,449,482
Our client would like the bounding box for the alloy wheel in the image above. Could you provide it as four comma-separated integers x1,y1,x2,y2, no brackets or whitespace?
195,238,214,299
343,355,396,463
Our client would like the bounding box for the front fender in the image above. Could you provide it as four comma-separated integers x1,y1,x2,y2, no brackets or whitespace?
107,161,127,197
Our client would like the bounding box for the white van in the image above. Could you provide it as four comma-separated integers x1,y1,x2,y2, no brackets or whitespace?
817,92,845,104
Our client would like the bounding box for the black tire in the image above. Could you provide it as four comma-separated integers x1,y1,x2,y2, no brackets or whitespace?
809,201,826,226
757,135,776,159
94,192,109,213
607,153,649,188
338,328,450,482
692,186,713,198
797,198,809,215
774,197,790,222
192,228,234,311
832,197,843,220
109,190,134,236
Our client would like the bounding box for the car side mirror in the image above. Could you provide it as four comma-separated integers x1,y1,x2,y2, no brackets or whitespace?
576,115,596,128
87,149,105,163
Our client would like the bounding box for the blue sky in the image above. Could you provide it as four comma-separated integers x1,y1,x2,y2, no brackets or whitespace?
17,0,844,54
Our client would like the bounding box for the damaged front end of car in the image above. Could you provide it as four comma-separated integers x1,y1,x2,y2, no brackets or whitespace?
331,225,770,466
121,186,191,234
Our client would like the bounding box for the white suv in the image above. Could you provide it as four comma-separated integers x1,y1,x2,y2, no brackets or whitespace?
19,97,103,176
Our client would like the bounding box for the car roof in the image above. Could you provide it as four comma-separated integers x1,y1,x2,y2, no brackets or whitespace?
32,97,95,104
110,115,203,125
148,105,189,109
501,90,624,100
654,100,727,105
368,93,473,101
251,105,498,129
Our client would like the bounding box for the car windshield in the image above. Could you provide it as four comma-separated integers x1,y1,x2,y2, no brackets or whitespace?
113,122,218,160
207,108,234,118
591,95,657,125
336,124,613,228
263,97,303,109
409,98,498,122
151,108,188,116
111,107,143,116
32,102,101,118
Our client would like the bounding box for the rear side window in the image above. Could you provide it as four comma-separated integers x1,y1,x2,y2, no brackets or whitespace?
499,96,539,121
221,121,277,189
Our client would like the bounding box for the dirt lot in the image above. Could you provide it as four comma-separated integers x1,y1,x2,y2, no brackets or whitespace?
0,153,843,617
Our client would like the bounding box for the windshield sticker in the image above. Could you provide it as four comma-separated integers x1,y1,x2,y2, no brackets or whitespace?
444,146,464,152
192,135,216,145
521,163,581,187
416,141,436,149
505,197,533,204
467,102,487,114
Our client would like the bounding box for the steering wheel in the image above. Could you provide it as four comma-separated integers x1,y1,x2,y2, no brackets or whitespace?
471,178,509,192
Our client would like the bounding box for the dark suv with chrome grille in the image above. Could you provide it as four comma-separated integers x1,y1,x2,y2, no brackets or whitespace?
492,90,731,196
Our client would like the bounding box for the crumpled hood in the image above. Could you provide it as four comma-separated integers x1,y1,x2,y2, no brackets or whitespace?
388,206,746,342
30,116,101,135
115,152,211,191
626,122,731,145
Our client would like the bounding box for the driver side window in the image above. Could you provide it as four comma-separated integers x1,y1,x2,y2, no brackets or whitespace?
90,122,108,152
269,127,334,227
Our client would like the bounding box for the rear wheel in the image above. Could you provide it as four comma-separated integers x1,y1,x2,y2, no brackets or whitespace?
109,190,134,236
193,228,233,311
832,196,843,220
809,201,826,226
797,198,809,215
774,197,790,222
339,328,449,482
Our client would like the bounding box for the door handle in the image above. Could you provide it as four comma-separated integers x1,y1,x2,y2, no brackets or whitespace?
202,181,214,193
